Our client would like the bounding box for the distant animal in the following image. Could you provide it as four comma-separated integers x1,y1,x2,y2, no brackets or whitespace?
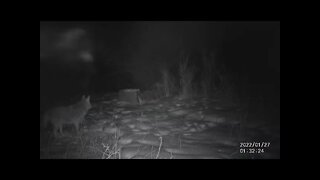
42,95,92,137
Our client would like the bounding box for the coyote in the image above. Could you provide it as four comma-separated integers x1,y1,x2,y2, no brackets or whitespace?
43,95,92,137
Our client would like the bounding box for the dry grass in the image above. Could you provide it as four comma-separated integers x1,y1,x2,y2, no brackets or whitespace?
179,53,194,99
40,127,173,159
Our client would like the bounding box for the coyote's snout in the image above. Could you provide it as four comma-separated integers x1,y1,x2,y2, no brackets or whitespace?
43,95,92,137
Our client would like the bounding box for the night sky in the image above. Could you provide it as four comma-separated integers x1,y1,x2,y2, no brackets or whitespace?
40,21,280,110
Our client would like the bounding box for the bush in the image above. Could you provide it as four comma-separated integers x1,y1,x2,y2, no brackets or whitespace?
200,50,225,98
160,67,177,97
179,53,195,99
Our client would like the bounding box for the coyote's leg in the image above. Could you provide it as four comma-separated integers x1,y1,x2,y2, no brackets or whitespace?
58,124,64,136
74,123,79,134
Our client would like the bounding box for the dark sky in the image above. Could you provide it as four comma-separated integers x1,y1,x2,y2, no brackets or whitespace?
40,21,279,67
40,21,280,96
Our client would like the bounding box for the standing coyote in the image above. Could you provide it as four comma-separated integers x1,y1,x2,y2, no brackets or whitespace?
43,95,92,137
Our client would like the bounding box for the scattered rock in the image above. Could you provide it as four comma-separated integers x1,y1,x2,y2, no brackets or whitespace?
199,124,206,129
103,127,124,137
137,123,152,130
121,118,132,123
203,115,226,123
120,147,140,159
170,109,188,116
119,137,133,145
121,111,132,114
136,117,149,122
136,135,160,146
185,111,204,121
206,122,217,127
127,124,135,129
157,129,170,136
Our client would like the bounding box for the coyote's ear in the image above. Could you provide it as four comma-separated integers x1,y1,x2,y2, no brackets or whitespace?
87,95,91,101
82,95,86,100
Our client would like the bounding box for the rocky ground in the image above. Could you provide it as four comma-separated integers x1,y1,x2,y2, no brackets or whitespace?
40,94,280,159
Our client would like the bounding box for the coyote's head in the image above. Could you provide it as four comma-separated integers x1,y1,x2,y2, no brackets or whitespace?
81,95,92,110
